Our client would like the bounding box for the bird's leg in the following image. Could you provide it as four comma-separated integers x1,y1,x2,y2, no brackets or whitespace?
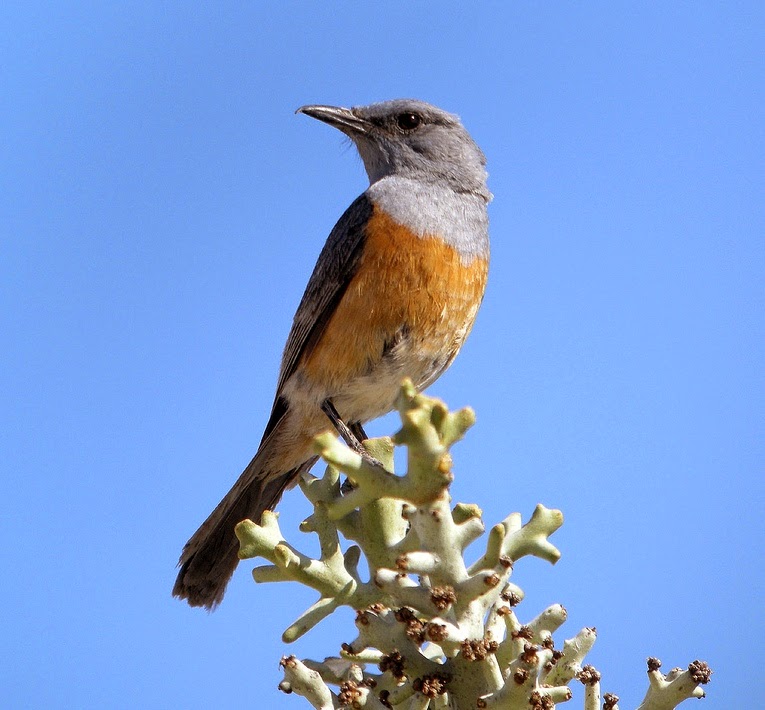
341,421,372,493
320,400,382,472
349,421,368,443
321,399,366,454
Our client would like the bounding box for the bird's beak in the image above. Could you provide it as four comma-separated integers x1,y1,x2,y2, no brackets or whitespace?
296,105,371,136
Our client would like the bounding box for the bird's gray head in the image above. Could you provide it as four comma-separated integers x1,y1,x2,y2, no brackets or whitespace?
297,99,490,202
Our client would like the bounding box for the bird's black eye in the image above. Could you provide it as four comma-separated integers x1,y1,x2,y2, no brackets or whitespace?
396,112,422,131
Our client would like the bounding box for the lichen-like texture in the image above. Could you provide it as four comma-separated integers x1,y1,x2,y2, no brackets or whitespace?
236,381,712,709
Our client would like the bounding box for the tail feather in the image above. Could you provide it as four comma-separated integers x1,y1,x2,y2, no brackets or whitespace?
173,451,314,610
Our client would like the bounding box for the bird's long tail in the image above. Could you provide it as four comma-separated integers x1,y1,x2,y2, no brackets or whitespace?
172,444,313,610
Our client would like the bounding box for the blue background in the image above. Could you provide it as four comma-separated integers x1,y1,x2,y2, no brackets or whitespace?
2,3,762,708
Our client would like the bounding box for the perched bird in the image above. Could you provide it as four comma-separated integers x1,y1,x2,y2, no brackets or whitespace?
174,99,491,609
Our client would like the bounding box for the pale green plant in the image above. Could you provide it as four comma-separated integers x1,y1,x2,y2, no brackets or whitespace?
236,381,711,709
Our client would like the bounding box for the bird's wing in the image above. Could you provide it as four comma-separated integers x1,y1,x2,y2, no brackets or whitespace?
260,192,373,442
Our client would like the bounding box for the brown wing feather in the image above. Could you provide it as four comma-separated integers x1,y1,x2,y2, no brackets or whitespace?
259,193,373,440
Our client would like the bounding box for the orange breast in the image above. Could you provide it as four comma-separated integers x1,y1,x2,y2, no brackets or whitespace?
301,207,488,391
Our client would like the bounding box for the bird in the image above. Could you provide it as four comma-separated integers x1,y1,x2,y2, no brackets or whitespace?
173,99,491,609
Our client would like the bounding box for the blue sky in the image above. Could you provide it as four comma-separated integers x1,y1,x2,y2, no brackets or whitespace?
2,3,763,708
